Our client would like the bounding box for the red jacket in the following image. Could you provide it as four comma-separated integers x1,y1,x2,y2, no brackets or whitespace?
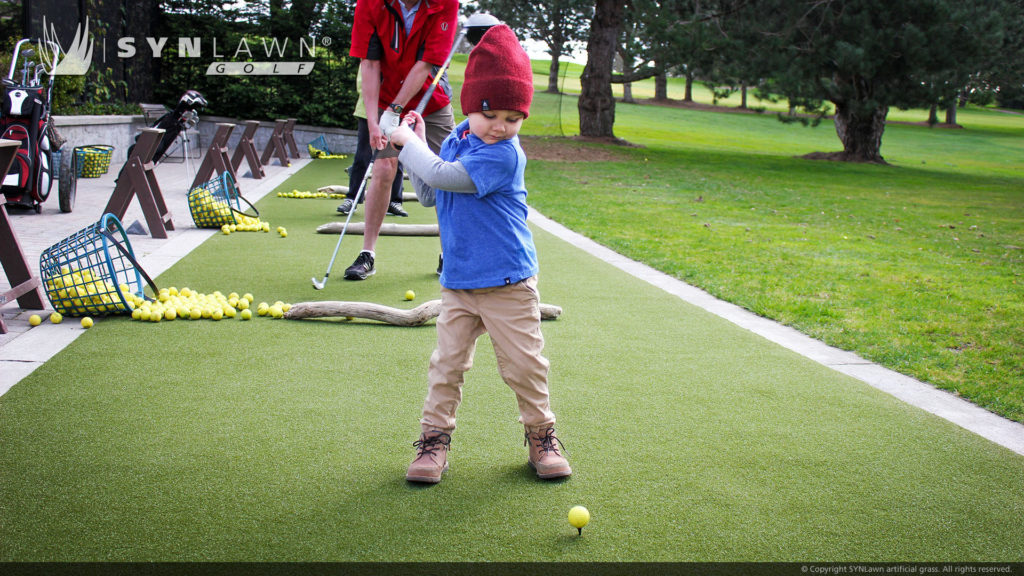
350,0,459,116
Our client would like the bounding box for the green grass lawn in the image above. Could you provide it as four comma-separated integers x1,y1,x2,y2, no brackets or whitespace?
1,160,1023,562
2,57,1024,562
513,59,1024,424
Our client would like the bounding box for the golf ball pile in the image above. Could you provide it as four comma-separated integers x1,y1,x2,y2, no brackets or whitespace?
277,189,347,199
44,266,128,314
125,287,291,323
191,188,271,234
220,212,271,235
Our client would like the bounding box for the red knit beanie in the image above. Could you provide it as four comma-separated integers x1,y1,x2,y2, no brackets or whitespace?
460,24,533,118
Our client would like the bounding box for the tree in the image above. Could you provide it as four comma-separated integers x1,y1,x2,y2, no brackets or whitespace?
987,0,1024,109
736,0,1007,163
472,0,592,93
578,0,625,138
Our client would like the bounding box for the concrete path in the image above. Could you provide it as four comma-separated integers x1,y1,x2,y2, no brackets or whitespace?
0,149,309,394
2,150,1021,458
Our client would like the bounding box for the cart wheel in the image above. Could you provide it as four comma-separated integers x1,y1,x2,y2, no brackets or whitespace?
59,150,76,213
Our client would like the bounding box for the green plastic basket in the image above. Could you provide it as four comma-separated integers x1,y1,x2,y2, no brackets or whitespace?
74,144,114,178
39,213,154,317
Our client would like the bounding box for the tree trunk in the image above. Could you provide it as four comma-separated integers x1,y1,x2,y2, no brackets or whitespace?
740,83,748,109
123,0,157,103
832,101,888,163
945,101,958,126
546,48,562,94
654,71,668,101
578,0,624,138
928,104,939,125
622,82,633,103
684,73,694,102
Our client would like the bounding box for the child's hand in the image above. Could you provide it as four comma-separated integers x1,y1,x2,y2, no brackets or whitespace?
403,111,427,142
389,111,426,150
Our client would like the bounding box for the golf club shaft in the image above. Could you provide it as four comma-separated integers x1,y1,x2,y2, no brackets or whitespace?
315,152,374,287
414,29,467,115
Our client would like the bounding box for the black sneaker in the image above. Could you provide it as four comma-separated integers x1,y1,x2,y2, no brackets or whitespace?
344,251,376,280
387,202,408,217
337,198,355,215
436,253,443,276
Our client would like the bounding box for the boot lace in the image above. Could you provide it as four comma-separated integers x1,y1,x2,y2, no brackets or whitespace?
413,432,451,462
525,428,567,456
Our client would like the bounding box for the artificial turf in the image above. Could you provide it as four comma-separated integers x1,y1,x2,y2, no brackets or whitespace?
1,159,1022,561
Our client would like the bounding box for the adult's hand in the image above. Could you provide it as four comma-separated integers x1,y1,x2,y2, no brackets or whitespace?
379,109,401,137
368,122,388,151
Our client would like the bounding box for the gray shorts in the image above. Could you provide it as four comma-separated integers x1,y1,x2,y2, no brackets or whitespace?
377,105,455,159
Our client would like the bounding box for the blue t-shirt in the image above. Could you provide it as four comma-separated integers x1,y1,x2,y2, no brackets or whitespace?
435,119,539,289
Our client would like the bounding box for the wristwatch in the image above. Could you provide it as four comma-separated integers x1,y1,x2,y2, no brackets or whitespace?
388,103,404,114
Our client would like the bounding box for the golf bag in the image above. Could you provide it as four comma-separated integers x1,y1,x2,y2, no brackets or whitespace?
1,80,54,211
129,89,207,165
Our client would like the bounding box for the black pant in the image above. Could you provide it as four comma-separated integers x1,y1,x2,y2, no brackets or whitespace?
348,117,403,203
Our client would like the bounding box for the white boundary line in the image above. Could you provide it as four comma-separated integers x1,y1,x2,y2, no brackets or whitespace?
528,208,1024,457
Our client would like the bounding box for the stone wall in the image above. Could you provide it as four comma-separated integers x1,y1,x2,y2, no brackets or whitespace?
51,115,358,166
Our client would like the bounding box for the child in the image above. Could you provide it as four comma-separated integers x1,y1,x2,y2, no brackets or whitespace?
388,24,571,484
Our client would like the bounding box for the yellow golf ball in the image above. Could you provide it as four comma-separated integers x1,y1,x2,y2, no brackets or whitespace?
50,312,63,324
80,317,94,329
568,506,590,534
28,314,41,326
240,309,253,320
404,290,415,301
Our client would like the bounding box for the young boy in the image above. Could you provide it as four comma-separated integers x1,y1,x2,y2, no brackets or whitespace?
388,24,571,484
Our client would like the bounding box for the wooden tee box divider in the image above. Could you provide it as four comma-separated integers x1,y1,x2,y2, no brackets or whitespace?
260,119,291,167
229,121,265,179
191,123,237,191
102,128,174,239
0,139,46,333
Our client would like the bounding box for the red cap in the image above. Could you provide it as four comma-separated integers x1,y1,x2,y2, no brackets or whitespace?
460,24,533,118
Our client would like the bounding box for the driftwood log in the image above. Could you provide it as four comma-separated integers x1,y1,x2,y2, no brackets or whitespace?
317,185,417,204
318,184,350,194
316,222,440,236
286,299,563,327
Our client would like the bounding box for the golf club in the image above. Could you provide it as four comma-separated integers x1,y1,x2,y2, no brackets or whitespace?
311,13,499,290
312,160,373,290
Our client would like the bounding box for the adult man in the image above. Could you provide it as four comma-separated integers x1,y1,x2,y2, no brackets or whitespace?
337,68,408,219
345,0,459,280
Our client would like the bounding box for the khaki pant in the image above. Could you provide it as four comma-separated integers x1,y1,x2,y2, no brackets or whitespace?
421,276,556,434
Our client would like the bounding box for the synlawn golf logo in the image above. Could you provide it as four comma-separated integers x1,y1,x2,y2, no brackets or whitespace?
38,16,318,77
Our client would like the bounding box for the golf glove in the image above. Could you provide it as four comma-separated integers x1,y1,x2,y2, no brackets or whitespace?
380,109,401,137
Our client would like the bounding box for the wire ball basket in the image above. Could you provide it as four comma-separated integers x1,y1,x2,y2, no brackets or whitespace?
39,213,153,317
188,172,258,228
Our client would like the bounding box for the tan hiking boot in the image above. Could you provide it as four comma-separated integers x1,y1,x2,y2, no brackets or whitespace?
406,430,451,484
525,427,572,479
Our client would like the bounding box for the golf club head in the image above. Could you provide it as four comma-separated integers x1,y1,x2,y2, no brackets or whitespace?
312,277,326,290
